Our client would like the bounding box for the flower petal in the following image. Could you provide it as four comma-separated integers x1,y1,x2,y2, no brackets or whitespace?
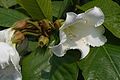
0,42,21,80
84,7,104,27
5,28,15,46
9,48,20,70
0,28,15,46
0,29,7,42
63,16,106,47
52,7,106,59
60,31,67,43
0,42,20,68
51,31,67,57
0,42,12,68
0,63,22,80
60,12,77,30
52,44,65,57
52,39,90,59
85,26,107,47
52,31,90,59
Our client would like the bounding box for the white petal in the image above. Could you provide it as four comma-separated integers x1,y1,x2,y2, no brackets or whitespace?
0,42,11,66
0,29,7,42
10,48,20,70
84,7,104,27
52,44,66,57
52,37,90,59
0,63,22,80
52,7,106,59
52,31,90,59
62,38,90,59
60,31,67,43
5,28,15,46
75,39,90,59
60,12,77,30
51,31,67,57
86,35,107,47
0,28,15,46
0,42,20,69
63,17,106,47
85,26,107,47
0,42,21,79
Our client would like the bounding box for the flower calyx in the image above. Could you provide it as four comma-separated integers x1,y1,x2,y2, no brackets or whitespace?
54,19,64,29
11,31,25,44
38,35,49,47
13,20,28,30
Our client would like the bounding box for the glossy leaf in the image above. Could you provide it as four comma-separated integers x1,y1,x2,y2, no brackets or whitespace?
52,1,63,18
22,47,80,80
52,0,72,18
28,41,38,51
79,0,120,38
17,0,52,20
78,31,120,80
50,50,80,80
0,0,17,8
22,47,51,80
0,8,28,27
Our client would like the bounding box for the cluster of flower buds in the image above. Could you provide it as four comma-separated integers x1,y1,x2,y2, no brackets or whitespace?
12,19,63,47
12,20,27,44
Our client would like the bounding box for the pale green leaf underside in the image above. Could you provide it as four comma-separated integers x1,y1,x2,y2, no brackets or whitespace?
0,8,28,27
80,0,120,38
16,0,52,20
0,0,17,8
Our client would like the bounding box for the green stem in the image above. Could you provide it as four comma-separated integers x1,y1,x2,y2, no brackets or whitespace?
27,20,42,32
23,32,40,36
21,29,40,33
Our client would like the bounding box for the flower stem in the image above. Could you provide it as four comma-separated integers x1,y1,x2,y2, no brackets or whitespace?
27,20,42,32
23,32,40,36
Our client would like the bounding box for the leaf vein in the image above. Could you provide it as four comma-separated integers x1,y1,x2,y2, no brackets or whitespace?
102,46,120,79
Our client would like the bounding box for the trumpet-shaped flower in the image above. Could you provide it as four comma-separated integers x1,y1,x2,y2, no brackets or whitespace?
0,28,22,80
52,7,107,59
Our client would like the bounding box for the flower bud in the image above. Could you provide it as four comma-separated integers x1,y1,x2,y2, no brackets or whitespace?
39,19,52,31
13,20,27,30
12,31,25,43
54,19,64,29
38,35,49,47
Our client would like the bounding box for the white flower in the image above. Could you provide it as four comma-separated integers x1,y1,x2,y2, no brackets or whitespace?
52,7,107,59
0,28,22,80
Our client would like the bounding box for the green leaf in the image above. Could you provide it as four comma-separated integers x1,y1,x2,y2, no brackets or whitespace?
78,33,120,80
28,41,38,51
17,0,52,20
50,50,80,80
0,0,17,8
0,8,28,27
104,15,120,38
79,0,120,38
22,48,80,80
52,1,62,18
22,47,51,80
52,0,72,18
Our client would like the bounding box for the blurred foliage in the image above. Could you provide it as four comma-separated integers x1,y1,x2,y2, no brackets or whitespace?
0,0,17,8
